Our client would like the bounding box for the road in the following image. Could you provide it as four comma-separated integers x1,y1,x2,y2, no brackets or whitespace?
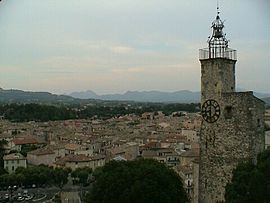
61,192,81,203
0,185,88,203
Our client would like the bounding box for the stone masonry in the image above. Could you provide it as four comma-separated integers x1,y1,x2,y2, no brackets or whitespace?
198,12,265,203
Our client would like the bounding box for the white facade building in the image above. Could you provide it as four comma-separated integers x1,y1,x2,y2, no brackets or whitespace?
3,153,27,173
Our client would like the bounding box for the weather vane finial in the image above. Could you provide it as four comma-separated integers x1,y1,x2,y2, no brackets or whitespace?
217,0,220,16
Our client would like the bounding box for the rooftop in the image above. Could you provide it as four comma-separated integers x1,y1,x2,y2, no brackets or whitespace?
12,137,38,145
4,153,26,160
28,148,54,156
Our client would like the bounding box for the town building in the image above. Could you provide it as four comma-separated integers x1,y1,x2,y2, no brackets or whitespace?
54,154,105,171
3,153,27,173
11,137,39,152
141,147,180,167
27,145,65,166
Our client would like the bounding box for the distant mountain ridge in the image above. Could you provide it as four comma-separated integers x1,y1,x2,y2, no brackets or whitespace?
70,90,99,100
0,88,269,105
70,89,270,104
70,90,201,103
263,97,270,105
0,88,79,104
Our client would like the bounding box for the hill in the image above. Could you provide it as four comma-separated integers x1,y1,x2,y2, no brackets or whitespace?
262,97,270,106
70,90,270,104
0,88,269,105
0,89,81,104
70,90,201,103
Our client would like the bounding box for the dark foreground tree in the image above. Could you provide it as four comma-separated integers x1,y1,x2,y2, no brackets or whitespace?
0,139,8,167
225,149,270,203
86,159,188,203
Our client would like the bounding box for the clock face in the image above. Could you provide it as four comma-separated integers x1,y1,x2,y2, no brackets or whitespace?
201,99,220,123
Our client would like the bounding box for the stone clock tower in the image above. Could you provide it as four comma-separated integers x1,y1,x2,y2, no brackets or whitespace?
198,9,265,203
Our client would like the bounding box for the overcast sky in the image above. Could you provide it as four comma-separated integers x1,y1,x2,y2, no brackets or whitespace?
0,0,269,94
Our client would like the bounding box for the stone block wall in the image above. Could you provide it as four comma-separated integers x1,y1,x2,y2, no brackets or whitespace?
200,58,236,103
199,92,265,202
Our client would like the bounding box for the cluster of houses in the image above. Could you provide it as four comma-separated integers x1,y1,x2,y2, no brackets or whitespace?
1,110,269,202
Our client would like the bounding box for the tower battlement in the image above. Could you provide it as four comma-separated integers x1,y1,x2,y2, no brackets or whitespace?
199,48,237,60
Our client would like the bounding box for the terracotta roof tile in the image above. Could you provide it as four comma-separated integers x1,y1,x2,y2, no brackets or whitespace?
28,148,54,156
64,143,81,151
12,137,38,145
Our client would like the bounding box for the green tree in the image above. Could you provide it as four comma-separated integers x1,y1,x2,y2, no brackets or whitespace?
0,102,200,122
53,168,69,189
20,144,40,157
86,159,188,203
14,165,54,187
0,165,71,189
0,167,7,176
71,167,92,186
0,173,19,188
225,149,270,203
0,139,7,168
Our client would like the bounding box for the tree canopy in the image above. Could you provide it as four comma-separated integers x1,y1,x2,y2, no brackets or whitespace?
0,139,8,168
0,103,199,122
71,167,92,186
0,165,69,189
225,149,270,203
86,159,188,203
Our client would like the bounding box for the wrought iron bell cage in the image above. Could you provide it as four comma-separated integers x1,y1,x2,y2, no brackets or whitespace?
199,13,237,60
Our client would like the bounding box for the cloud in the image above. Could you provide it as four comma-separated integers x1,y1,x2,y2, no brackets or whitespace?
110,46,135,54
59,40,135,54
0,65,23,74
111,67,145,73
0,0,269,93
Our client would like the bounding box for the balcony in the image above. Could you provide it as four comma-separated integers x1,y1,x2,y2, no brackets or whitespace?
199,48,237,60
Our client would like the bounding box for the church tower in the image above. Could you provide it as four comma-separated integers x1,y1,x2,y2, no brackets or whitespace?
199,8,265,203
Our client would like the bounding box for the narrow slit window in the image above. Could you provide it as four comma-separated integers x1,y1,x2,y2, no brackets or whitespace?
257,119,261,127
224,106,233,119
